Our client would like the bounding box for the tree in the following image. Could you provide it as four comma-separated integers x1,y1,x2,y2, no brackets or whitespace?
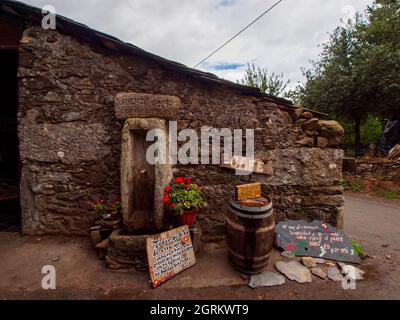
295,0,400,154
295,20,368,154
240,63,290,98
357,0,400,118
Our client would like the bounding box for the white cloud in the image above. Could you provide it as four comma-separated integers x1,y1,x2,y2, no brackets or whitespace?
22,0,373,87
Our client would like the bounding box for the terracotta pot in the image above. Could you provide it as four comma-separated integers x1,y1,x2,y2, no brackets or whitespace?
177,208,199,226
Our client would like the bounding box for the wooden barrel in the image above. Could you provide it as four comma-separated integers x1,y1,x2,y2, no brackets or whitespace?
226,197,275,275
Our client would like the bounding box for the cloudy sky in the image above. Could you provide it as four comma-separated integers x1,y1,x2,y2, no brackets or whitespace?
22,0,373,88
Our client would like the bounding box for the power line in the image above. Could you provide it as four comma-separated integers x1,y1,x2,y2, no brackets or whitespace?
193,0,284,69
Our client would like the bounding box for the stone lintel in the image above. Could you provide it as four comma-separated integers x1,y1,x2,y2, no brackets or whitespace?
115,92,181,120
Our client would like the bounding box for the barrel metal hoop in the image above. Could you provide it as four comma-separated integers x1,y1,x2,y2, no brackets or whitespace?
228,248,271,262
230,197,273,213
230,207,274,220
226,216,275,233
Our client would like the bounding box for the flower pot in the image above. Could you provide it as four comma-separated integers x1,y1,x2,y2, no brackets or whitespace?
177,209,199,226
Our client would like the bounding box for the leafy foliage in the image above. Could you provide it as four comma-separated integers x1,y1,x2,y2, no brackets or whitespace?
92,196,121,215
93,199,107,213
163,177,207,216
240,63,290,98
360,115,383,145
341,114,383,155
351,240,365,257
337,180,363,192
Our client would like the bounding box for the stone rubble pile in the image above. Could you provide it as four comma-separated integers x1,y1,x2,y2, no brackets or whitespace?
292,109,345,149
248,254,366,288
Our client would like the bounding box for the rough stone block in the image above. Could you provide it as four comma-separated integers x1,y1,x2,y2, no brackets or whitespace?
301,111,314,119
19,110,110,165
318,120,345,147
254,148,344,187
290,108,304,122
317,137,329,148
105,231,149,271
302,118,319,131
296,137,314,147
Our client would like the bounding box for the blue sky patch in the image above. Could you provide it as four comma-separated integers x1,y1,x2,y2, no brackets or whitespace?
203,62,245,71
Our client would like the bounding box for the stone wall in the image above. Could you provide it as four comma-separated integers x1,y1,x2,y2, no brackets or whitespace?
343,158,400,195
17,26,344,239
356,159,400,183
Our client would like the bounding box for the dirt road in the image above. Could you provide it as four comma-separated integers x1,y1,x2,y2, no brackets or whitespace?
0,193,399,300
345,193,400,250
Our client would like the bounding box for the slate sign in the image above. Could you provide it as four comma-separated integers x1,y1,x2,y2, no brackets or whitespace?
276,220,360,263
146,225,196,288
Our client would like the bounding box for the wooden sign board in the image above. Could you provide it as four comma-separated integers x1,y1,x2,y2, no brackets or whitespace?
276,220,360,264
220,154,273,175
146,225,196,288
235,182,261,201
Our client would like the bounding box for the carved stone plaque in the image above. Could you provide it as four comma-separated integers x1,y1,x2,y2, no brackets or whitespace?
115,92,181,120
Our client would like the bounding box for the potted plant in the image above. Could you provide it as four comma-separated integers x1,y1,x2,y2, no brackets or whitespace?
92,196,122,229
93,199,107,216
163,177,207,226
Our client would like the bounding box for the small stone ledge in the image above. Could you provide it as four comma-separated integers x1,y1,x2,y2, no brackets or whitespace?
115,92,181,120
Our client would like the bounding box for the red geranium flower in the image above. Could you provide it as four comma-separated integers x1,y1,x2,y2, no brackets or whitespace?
162,195,169,204
170,203,176,209
175,177,184,184
184,177,191,184
164,186,171,193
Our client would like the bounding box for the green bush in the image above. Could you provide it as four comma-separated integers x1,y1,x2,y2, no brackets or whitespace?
337,180,363,192
361,115,382,146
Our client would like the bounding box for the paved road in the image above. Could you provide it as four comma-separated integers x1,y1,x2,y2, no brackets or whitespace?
345,193,400,251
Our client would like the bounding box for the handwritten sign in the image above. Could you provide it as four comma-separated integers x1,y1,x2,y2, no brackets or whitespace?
275,220,360,263
146,225,196,288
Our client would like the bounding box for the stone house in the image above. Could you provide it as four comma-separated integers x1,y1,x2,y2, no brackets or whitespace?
0,1,345,242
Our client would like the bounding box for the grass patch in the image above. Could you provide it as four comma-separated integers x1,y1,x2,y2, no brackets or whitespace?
381,191,400,200
351,240,365,257
337,180,363,192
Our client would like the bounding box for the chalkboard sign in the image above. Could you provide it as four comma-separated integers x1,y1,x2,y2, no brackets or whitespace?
276,220,360,264
146,225,196,288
